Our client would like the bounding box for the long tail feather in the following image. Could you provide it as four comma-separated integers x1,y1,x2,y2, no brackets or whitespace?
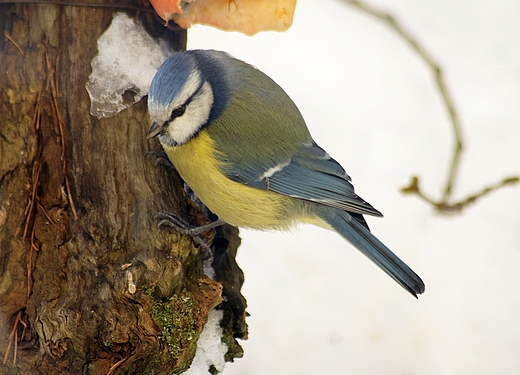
316,207,425,298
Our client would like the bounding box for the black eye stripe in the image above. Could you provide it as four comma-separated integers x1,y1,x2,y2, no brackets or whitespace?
167,81,206,122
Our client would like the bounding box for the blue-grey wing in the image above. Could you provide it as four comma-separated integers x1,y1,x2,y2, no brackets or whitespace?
224,142,382,217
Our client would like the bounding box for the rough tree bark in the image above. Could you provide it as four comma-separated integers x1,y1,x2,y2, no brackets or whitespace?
0,1,247,374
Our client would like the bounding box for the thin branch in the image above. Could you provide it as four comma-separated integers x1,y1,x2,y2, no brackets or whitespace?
44,45,79,219
3,30,25,56
36,199,64,232
401,176,519,213
107,353,133,375
22,161,41,238
3,310,25,365
342,0,518,213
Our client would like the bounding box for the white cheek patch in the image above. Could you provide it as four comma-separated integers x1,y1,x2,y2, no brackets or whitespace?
167,81,214,145
149,70,202,127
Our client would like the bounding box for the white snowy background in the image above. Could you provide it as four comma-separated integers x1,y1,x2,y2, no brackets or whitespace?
186,1,520,374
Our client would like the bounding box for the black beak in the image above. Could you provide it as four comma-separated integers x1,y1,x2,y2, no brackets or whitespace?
147,121,163,139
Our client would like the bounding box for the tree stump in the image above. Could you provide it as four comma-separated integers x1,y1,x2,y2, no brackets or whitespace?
0,1,247,373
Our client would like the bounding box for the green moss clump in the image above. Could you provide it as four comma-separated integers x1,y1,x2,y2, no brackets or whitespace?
148,288,200,361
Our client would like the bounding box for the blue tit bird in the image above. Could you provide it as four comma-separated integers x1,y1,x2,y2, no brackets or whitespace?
147,49,425,298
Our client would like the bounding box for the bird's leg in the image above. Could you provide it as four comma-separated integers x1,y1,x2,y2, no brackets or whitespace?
154,212,225,236
148,153,225,251
153,212,226,255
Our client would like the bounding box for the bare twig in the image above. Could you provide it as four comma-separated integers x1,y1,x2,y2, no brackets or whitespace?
401,176,519,213
36,199,64,232
22,161,41,238
16,82,44,238
3,310,25,365
107,353,133,375
32,82,43,130
342,0,519,213
44,46,78,219
3,31,25,56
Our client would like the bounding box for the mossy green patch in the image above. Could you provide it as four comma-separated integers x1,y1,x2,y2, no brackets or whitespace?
147,288,200,361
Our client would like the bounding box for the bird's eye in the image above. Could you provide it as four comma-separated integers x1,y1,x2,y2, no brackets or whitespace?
170,105,186,120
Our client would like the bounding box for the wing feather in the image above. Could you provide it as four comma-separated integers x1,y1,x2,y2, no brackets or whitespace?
224,142,382,217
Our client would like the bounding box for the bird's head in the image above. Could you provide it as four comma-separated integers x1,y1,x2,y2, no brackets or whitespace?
148,50,231,147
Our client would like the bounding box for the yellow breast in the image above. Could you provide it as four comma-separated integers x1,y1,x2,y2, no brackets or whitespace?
163,131,299,230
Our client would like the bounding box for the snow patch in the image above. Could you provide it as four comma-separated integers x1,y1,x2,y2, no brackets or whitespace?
86,13,169,118
181,309,228,375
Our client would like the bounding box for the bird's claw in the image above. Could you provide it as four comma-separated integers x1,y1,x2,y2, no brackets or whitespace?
146,149,175,169
155,212,191,234
154,212,223,236
153,212,226,255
